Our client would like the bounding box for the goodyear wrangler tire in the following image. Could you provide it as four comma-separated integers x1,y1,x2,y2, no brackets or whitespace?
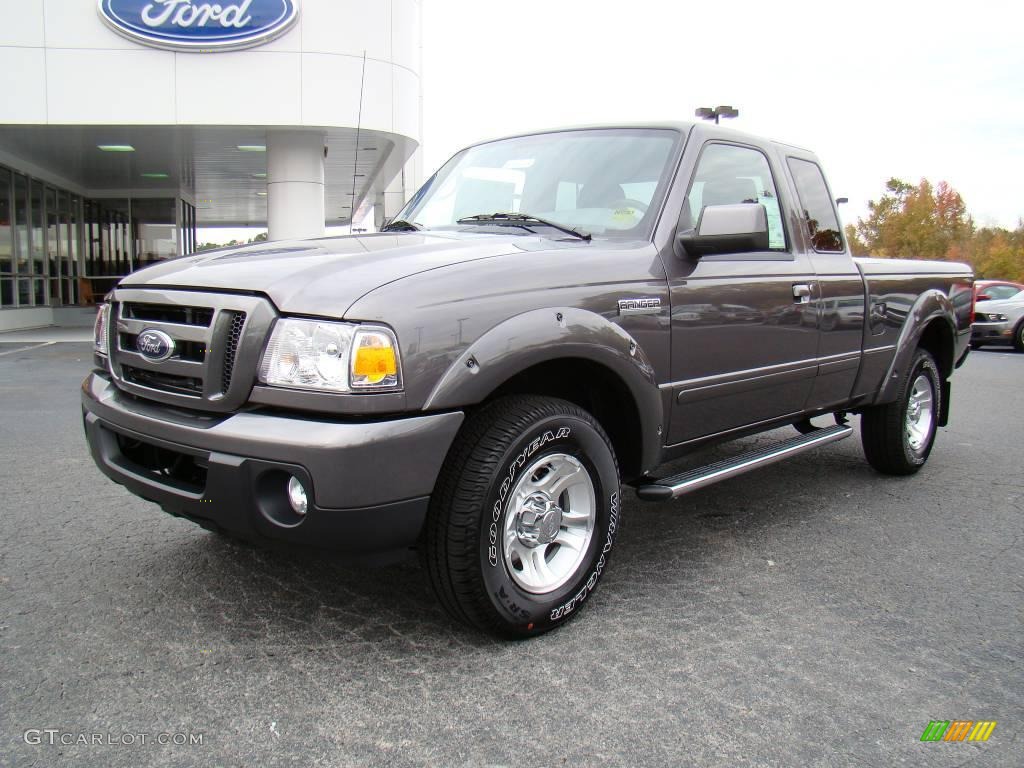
422,395,621,637
861,348,941,475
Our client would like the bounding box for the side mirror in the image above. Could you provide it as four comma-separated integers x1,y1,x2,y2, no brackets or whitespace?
676,203,769,258
976,294,991,302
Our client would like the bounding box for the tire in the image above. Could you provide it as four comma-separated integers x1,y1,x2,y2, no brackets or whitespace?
861,348,942,475
421,395,621,637
1014,321,1024,353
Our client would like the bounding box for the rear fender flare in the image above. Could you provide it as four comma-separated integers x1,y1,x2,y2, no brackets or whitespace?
874,289,956,407
422,307,664,472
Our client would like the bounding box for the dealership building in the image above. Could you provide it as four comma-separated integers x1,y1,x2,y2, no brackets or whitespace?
0,0,422,331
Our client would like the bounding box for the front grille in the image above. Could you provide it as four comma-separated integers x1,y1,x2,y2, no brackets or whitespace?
122,302,214,327
221,312,246,393
123,365,204,396
109,288,272,413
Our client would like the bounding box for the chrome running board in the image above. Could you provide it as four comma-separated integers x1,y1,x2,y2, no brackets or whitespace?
635,424,854,502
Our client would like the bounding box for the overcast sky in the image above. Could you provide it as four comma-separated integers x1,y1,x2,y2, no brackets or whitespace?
421,0,1023,231
203,0,1022,242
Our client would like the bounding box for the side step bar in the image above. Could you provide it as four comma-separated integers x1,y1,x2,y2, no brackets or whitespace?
634,424,854,501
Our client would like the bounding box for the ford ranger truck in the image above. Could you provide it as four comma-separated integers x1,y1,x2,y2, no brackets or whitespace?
82,123,974,637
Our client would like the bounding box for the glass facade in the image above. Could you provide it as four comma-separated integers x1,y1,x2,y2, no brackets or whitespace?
0,167,11,305
0,162,196,310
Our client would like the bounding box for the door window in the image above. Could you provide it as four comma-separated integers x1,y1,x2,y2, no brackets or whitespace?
686,143,786,250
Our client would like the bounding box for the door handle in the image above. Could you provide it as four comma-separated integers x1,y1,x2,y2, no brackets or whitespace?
792,284,812,304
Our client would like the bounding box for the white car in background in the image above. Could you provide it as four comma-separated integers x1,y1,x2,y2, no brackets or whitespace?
972,293,1024,351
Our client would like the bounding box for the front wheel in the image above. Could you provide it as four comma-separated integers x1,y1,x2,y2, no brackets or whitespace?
1014,322,1024,353
421,396,621,637
860,348,942,475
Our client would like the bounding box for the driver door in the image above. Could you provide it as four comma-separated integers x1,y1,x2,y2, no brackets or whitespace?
665,141,820,445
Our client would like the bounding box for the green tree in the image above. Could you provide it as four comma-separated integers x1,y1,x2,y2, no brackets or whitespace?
969,225,1024,282
844,224,870,256
853,178,973,261
853,178,1024,281
194,232,266,252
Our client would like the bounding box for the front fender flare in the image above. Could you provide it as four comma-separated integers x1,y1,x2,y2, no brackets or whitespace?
422,307,664,473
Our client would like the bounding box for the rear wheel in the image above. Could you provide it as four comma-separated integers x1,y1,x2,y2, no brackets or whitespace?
861,348,942,475
421,395,621,637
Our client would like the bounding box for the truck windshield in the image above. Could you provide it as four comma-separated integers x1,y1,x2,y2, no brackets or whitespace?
393,128,682,240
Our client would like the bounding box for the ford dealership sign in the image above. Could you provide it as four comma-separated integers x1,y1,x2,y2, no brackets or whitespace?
98,0,299,51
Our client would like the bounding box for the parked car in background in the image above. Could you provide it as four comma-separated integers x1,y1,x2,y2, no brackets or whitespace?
974,279,1024,303
972,293,1024,351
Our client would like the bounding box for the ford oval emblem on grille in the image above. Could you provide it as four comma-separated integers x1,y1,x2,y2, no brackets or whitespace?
136,329,175,362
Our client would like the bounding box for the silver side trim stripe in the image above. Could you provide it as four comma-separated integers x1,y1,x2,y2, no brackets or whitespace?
659,346,896,391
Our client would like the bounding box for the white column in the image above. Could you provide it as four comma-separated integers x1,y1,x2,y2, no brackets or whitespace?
266,131,326,241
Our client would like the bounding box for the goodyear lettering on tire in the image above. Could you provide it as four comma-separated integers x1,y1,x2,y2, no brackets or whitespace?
488,427,571,567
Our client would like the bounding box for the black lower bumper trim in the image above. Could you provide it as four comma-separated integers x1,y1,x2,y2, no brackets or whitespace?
84,411,429,554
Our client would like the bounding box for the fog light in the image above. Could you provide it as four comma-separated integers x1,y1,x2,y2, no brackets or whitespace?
286,476,308,516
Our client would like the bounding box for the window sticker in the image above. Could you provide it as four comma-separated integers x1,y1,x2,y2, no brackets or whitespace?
759,194,785,250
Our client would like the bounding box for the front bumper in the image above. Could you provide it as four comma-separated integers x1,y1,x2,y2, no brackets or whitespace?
81,372,464,554
971,321,1012,345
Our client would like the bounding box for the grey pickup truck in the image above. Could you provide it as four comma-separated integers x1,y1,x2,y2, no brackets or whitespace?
82,122,974,636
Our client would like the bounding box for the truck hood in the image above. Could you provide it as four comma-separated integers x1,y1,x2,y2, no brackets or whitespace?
120,231,527,317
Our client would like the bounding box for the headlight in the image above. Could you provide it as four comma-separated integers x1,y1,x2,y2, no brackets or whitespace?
258,319,401,393
93,303,111,356
994,313,1009,322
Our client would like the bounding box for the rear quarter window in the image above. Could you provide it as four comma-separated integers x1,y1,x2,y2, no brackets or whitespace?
787,157,844,252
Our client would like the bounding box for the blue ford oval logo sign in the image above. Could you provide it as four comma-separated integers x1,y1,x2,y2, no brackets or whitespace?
136,329,176,362
98,0,299,52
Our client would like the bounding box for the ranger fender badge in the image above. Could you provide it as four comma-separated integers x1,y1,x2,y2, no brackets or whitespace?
617,297,661,315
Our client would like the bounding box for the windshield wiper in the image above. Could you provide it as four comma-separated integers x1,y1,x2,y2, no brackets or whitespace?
381,219,423,232
456,212,591,241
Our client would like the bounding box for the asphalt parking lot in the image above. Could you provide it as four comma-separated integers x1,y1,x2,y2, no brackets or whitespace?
1,341,1021,767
